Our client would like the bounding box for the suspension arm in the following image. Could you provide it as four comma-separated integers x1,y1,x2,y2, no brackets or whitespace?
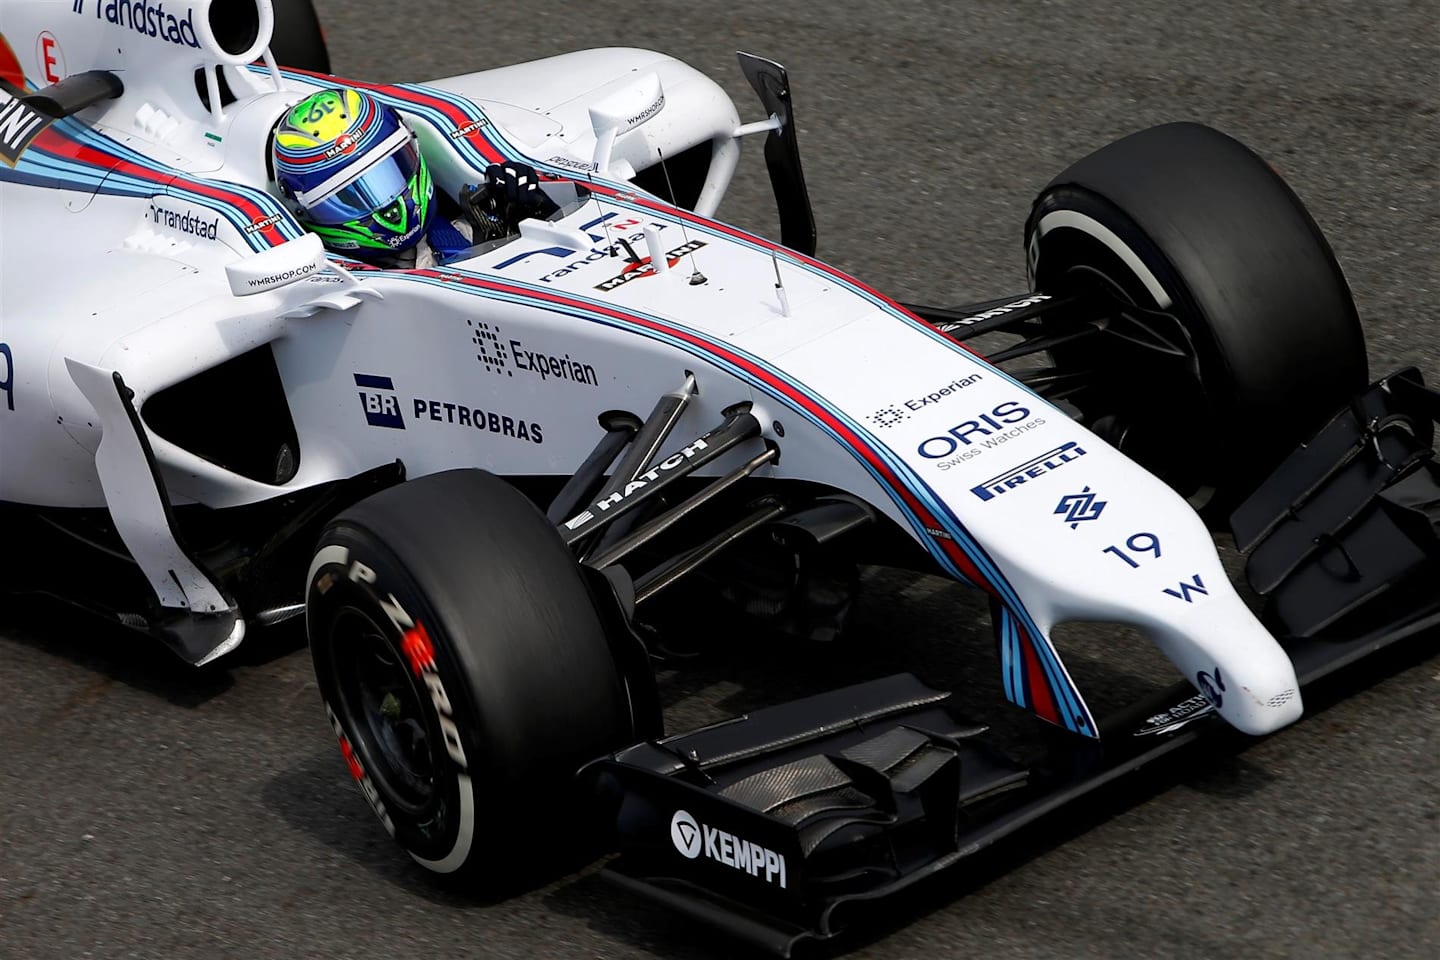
559,408,764,546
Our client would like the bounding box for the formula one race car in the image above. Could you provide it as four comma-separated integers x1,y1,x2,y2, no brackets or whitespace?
4,0,1440,953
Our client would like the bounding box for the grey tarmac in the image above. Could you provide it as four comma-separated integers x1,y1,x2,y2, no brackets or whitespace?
2,1,1437,958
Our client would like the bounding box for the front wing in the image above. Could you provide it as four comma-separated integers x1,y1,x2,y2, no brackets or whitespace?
590,368,1440,954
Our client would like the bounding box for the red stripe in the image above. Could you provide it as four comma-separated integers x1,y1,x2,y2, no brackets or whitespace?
0,34,23,88
1019,625,1060,723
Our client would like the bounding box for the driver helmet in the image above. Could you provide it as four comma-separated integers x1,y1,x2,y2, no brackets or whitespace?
272,88,434,256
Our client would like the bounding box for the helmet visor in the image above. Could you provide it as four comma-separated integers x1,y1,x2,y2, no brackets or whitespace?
300,139,422,226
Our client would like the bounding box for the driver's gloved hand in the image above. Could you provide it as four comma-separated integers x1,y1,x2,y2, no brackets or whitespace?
487,162,556,224
462,162,557,241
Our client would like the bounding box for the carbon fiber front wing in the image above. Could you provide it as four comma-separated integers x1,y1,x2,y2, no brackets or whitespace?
591,369,1440,955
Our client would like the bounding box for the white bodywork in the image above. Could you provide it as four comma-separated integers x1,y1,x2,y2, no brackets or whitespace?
0,0,1301,736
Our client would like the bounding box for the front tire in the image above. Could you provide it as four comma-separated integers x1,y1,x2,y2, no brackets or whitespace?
306,469,644,881
1025,122,1367,509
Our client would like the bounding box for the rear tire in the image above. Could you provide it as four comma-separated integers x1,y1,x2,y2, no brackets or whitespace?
305,469,644,883
1025,122,1367,510
268,0,331,74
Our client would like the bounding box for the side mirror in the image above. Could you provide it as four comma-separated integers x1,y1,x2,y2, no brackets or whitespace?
226,233,329,297
589,72,665,177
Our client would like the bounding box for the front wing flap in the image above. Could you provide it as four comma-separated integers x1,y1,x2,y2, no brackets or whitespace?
1235,366,1440,644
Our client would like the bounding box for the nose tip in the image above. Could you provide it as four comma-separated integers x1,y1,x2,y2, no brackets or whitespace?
1228,683,1303,735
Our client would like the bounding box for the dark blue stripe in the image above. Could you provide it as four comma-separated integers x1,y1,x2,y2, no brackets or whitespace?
353,373,394,389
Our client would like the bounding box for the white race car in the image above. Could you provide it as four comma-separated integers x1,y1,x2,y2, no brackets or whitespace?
3,0,1437,951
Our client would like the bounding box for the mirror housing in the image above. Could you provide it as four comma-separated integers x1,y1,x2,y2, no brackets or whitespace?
589,72,666,176
225,233,329,297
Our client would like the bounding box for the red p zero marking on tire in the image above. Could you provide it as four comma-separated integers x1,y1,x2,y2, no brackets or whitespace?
402,622,436,676
339,736,364,781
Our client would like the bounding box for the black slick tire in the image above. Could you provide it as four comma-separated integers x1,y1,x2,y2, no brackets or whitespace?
1025,122,1367,509
305,469,643,884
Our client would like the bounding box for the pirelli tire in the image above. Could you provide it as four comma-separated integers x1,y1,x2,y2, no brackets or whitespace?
1024,121,1367,512
305,469,641,884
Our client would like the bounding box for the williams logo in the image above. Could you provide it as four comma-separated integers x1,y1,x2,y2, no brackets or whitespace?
669,810,787,888
1054,486,1106,528
355,373,404,429
971,442,1087,501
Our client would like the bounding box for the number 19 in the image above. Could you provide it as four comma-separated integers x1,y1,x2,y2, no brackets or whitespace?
1104,532,1161,568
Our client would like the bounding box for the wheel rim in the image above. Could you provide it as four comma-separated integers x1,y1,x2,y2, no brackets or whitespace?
1032,230,1221,505
328,606,439,815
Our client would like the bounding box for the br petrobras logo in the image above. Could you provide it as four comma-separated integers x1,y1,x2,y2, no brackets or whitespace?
355,373,404,429
671,810,702,859
1055,486,1106,528
970,442,1086,501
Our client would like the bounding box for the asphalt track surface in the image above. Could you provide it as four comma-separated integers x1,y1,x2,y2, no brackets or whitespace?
3,2,1439,958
